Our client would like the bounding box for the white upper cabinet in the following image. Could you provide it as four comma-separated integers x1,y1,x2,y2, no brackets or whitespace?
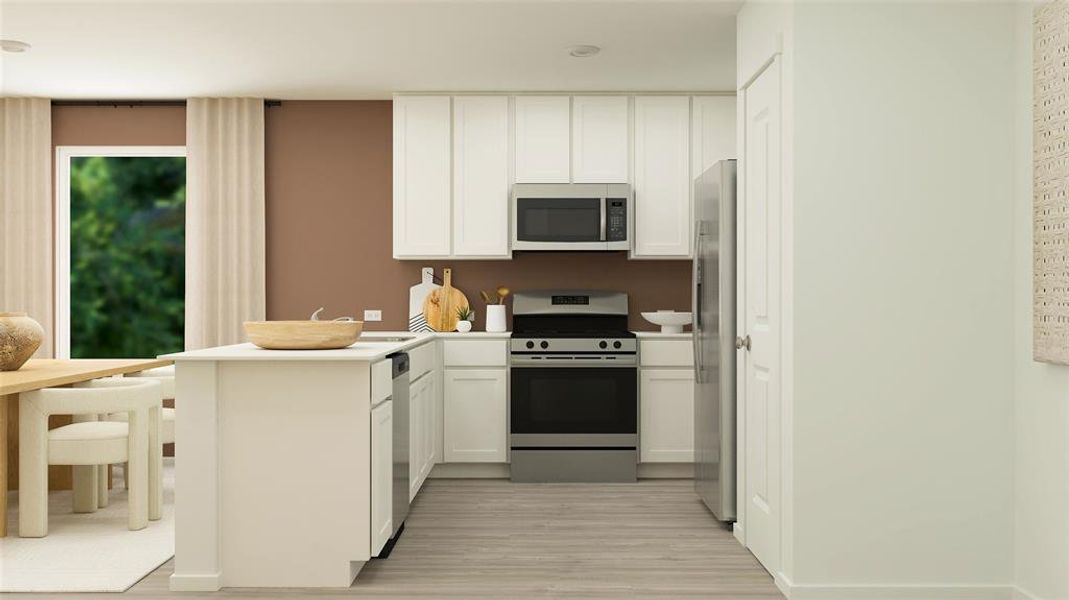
393,96,452,258
692,96,737,175
514,96,571,183
632,96,692,258
572,96,629,183
453,96,510,257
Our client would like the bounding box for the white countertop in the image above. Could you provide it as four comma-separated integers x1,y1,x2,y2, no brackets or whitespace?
633,331,693,339
162,329,691,361
161,330,511,362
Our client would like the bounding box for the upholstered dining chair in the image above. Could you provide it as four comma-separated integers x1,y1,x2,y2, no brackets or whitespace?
18,378,162,537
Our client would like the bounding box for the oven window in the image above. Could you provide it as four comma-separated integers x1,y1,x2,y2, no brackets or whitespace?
511,367,636,434
516,198,601,242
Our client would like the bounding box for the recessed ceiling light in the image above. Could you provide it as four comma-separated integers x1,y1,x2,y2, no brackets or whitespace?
569,45,601,58
1,40,31,53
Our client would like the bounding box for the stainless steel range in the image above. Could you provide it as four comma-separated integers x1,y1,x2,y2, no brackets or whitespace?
509,290,638,483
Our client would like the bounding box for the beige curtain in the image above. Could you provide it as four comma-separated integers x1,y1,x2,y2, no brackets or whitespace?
185,98,265,350
0,98,53,357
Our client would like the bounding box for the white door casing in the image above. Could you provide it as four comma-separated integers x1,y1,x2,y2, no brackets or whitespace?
741,57,782,575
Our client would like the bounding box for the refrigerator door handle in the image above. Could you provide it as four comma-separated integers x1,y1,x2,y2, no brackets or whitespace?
692,221,703,383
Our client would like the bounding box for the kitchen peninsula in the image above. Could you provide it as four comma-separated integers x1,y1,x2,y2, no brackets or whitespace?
163,331,508,590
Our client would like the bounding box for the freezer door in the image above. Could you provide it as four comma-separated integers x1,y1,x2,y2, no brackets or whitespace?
693,160,737,521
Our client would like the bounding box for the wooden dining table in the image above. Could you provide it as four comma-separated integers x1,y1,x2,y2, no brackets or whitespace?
0,358,172,537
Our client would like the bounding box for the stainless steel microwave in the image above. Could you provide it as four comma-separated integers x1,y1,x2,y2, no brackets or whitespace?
511,183,632,251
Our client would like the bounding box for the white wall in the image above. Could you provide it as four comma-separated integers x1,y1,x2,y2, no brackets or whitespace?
1013,4,1069,600
785,1,1018,593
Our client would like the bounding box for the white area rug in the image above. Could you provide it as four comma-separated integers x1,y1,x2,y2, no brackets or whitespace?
0,459,174,592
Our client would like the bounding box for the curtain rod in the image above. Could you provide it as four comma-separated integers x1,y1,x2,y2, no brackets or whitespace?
51,100,283,108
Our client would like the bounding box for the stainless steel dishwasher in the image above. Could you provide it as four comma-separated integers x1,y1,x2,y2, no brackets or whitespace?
379,351,409,558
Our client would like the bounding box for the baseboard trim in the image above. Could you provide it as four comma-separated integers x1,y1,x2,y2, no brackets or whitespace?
776,573,1017,599
429,463,510,478
637,462,694,479
169,572,221,592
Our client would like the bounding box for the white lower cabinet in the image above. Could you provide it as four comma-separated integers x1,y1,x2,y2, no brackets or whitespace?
409,372,436,501
370,400,393,555
444,368,507,462
640,368,695,463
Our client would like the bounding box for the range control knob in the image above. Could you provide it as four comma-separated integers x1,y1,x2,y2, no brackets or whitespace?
540,341,549,349
525,340,535,349
599,340,608,349
613,341,622,349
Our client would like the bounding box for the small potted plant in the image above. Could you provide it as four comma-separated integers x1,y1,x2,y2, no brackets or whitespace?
480,286,510,333
455,306,474,333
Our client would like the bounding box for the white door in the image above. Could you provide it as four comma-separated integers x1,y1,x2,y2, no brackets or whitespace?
572,96,629,183
514,96,571,183
443,369,507,462
453,96,510,257
632,96,692,258
740,58,782,574
639,369,695,463
393,96,451,257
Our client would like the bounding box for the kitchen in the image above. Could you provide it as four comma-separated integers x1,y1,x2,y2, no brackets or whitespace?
1,2,1063,600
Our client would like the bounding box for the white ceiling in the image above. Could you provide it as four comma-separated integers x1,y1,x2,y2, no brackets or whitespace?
0,0,739,99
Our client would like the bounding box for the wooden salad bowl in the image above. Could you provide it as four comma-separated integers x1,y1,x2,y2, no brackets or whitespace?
244,320,364,350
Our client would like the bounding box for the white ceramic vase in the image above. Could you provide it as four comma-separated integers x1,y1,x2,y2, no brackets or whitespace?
485,305,507,333
456,320,473,333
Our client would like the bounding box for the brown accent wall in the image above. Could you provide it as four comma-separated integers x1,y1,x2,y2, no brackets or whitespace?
265,101,691,331
52,105,186,146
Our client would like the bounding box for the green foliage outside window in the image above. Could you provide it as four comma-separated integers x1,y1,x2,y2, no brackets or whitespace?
70,156,186,358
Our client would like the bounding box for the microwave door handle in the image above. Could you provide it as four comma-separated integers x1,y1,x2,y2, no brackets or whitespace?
600,197,607,242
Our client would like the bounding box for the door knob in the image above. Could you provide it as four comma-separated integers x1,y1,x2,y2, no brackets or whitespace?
735,335,751,351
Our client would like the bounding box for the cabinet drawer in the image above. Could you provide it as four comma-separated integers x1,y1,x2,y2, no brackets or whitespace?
442,340,507,367
409,341,435,380
372,359,393,406
639,339,694,367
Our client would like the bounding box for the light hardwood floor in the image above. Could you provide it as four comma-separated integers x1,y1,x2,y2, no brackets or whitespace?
8,479,783,599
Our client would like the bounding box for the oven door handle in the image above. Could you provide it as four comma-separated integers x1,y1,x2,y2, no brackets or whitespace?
510,360,638,368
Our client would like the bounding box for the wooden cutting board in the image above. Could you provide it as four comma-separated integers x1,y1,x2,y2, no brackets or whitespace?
422,268,469,332
408,267,440,332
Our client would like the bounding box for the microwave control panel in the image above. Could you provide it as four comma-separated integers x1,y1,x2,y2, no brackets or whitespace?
606,198,628,241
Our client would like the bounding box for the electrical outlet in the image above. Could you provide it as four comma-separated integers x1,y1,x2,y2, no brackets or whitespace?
363,309,382,322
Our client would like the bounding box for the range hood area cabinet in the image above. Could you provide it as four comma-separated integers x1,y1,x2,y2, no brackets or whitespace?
392,94,735,260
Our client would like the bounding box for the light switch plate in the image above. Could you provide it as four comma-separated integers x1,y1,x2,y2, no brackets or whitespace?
363,309,382,322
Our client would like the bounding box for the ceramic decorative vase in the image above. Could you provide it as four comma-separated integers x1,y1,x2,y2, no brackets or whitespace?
485,305,507,333
456,320,473,333
0,312,44,371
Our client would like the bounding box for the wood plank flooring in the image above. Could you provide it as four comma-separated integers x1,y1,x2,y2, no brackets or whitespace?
7,479,783,599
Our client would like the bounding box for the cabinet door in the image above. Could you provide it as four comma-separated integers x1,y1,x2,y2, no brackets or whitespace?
572,96,629,183
691,96,736,176
640,369,695,462
633,96,692,258
514,96,570,183
409,376,426,501
453,96,510,257
371,400,393,555
421,375,437,479
393,96,451,258
444,369,507,462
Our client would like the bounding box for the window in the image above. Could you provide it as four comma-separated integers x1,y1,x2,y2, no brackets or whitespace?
55,146,187,359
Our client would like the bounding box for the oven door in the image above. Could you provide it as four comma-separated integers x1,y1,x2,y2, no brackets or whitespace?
510,365,637,448
512,197,609,251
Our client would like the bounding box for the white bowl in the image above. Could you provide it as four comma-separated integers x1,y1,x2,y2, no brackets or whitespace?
641,311,693,334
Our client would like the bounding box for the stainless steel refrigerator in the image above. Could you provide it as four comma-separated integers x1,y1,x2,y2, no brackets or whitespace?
693,159,737,522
